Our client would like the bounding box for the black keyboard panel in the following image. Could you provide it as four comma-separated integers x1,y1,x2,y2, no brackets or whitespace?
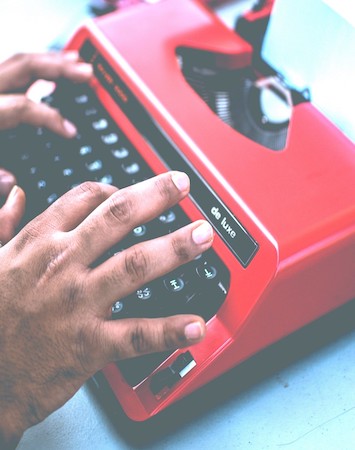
0,80,230,386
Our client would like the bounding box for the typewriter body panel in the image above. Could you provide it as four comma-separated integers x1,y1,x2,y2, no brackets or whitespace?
58,0,355,419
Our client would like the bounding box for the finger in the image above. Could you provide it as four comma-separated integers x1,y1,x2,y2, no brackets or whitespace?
0,94,79,137
0,51,92,93
89,220,214,309
71,172,191,265
0,168,16,197
0,185,26,243
29,182,118,234
102,315,206,360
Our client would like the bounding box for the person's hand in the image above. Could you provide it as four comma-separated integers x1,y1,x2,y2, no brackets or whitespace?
0,51,93,244
0,51,92,136
0,172,213,448
0,183,26,245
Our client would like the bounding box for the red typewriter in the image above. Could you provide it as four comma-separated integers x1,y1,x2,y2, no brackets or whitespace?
3,0,354,421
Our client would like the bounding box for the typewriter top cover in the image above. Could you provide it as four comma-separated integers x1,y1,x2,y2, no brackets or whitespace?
54,0,355,420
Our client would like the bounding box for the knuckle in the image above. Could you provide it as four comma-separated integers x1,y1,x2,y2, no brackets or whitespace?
75,322,102,374
10,52,29,65
78,181,104,200
13,227,35,253
154,176,174,203
26,393,46,427
20,219,42,241
14,95,29,116
162,328,178,350
124,246,149,282
127,321,178,356
171,235,192,264
0,95,27,128
129,322,152,355
61,277,84,314
107,191,132,225
48,105,62,120
0,218,14,244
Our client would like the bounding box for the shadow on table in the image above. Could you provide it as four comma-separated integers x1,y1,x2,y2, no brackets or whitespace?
89,297,355,447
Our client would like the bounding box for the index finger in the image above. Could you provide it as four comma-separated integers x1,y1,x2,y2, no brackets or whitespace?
25,182,118,235
0,51,92,93
70,171,191,265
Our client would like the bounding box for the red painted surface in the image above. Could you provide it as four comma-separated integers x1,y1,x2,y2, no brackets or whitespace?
66,0,355,421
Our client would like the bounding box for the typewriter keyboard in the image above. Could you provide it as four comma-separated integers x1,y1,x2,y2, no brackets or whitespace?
0,80,230,386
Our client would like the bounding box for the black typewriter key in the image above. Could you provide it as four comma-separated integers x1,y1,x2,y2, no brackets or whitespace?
135,287,153,301
161,208,189,233
121,161,140,176
78,147,101,173
130,223,158,243
85,159,103,172
79,145,93,156
92,118,109,131
112,294,151,319
132,225,147,238
101,132,119,145
111,300,130,319
111,147,129,160
19,152,31,165
112,300,124,314
62,167,75,177
46,193,59,205
74,94,89,105
96,174,113,185
196,263,217,280
29,166,39,176
158,209,176,225
163,276,185,293
51,154,65,170
84,107,98,117
130,284,163,318
112,285,158,320
62,169,82,191
41,94,54,106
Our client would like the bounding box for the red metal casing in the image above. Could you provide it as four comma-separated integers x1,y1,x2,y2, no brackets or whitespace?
65,0,355,420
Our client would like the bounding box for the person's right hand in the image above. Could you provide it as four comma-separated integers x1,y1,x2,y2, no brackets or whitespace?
0,172,214,449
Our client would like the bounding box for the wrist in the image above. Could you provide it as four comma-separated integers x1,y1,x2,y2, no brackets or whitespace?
0,410,25,450
0,433,21,450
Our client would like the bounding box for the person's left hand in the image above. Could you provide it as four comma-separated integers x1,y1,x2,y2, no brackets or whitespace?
0,51,93,136
0,51,93,243
0,181,25,245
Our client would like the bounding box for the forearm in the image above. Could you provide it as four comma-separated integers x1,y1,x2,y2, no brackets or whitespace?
0,410,24,450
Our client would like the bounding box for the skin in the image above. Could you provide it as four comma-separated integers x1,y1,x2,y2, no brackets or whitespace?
0,53,213,449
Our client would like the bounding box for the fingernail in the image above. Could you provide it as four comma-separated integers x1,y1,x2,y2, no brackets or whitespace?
0,173,14,185
63,119,77,137
63,50,79,61
171,171,190,192
75,63,93,76
7,185,19,203
184,321,204,341
192,221,213,245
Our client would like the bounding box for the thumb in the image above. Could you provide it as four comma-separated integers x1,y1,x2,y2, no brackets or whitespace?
0,185,26,244
0,168,16,197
